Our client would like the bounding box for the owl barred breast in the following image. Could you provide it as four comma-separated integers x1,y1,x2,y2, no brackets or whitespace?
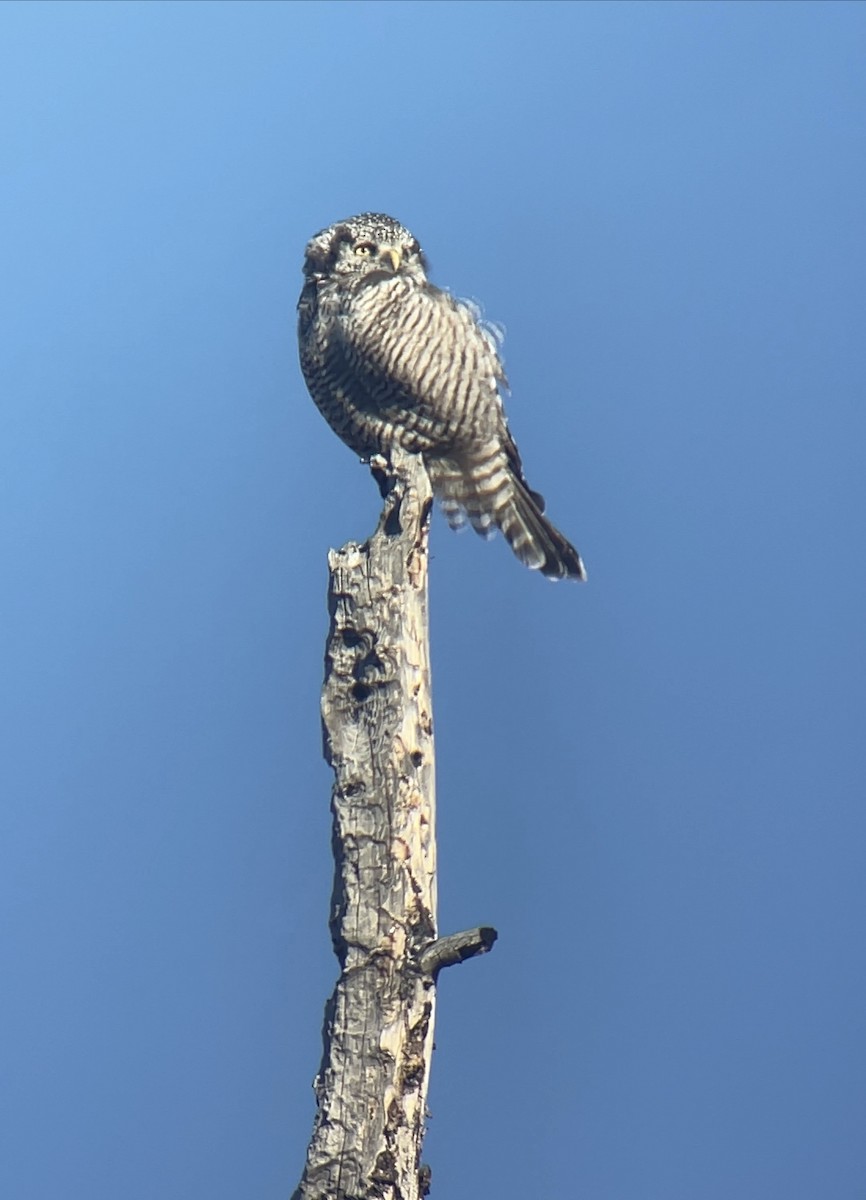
297,213,586,581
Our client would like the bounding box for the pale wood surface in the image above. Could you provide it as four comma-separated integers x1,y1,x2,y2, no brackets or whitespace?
293,449,496,1200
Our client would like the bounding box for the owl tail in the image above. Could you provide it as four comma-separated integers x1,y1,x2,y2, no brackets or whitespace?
427,453,587,582
500,474,587,581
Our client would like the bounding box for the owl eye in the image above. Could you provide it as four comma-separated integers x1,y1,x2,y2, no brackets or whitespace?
354,241,376,257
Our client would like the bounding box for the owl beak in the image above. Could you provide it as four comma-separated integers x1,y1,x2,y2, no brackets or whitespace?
380,246,402,272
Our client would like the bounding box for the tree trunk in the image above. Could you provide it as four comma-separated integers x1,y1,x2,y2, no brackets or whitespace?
292,449,495,1200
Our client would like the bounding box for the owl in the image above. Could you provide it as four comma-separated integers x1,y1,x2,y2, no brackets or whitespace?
297,213,586,581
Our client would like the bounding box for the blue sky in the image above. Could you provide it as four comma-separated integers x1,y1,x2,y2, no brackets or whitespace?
2,2,865,1197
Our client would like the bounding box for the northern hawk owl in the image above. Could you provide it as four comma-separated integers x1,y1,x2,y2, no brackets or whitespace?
298,213,586,581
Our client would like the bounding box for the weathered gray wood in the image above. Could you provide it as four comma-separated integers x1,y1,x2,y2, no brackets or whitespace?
418,927,498,979
293,448,498,1200
293,449,437,1200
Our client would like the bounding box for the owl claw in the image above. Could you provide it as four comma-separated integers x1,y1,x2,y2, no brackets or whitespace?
367,453,394,501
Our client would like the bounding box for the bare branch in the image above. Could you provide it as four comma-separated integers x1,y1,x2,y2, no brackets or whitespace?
418,927,499,978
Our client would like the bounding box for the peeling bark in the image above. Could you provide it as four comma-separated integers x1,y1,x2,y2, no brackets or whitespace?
292,449,496,1200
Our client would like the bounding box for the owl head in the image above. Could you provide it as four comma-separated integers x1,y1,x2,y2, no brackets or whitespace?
302,213,429,283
